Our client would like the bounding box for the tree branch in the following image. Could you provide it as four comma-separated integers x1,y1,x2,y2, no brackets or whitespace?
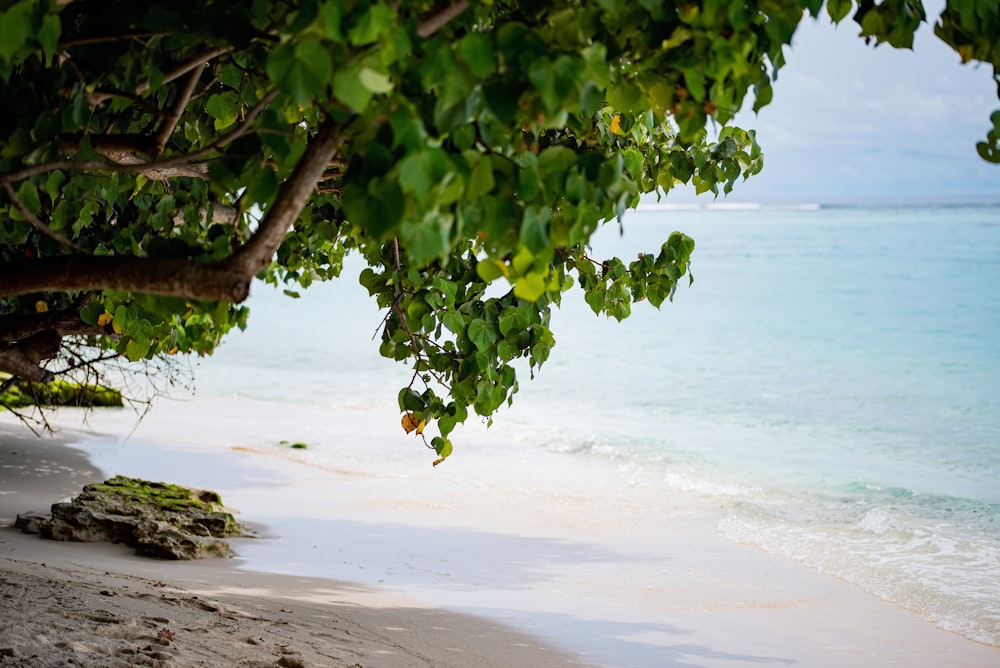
58,32,168,50
0,344,55,383
0,115,346,304
172,203,238,227
0,255,248,302
417,1,470,38
0,299,103,343
153,67,203,157
1,182,88,253
2,90,278,186
230,117,347,278
135,46,232,96
99,152,210,181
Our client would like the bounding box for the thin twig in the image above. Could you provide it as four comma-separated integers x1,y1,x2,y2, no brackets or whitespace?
0,400,46,436
57,32,168,49
1,182,88,253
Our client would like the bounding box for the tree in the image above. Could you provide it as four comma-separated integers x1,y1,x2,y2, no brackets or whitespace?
1,0,997,461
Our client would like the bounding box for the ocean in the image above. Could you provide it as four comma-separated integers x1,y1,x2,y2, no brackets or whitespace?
188,202,1000,646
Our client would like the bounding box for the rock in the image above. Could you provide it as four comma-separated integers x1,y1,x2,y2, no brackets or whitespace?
23,475,252,560
14,511,48,534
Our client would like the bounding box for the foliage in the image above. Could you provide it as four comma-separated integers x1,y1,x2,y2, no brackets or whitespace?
0,0,996,462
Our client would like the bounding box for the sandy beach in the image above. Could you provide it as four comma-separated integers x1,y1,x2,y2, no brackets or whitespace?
2,402,999,667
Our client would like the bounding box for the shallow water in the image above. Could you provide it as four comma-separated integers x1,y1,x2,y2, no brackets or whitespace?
187,203,1000,645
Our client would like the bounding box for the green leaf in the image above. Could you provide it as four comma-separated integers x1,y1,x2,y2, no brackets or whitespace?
16,180,41,215
827,0,852,23
682,69,706,102
432,436,453,459
442,312,466,335
333,74,370,114
401,214,452,264
467,157,495,199
266,38,333,105
79,301,106,326
513,272,546,301
467,318,498,352
433,278,458,305
38,13,61,64
584,286,606,314
497,339,519,362
348,4,396,46
622,148,644,178
476,259,505,282
399,387,425,411
398,149,448,204
0,2,31,62
498,306,530,336
359,67,394,94
125,336,152,361
520,205,550,254
206,92,240,130
320,1,343,41
458,32,496,78
342,178,404,237
484,80,519,123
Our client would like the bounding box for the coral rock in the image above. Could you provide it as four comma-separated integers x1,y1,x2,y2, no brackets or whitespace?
21,475,252,559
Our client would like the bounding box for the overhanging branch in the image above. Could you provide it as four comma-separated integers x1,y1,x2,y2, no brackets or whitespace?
0,115,346,304
2,89,278,186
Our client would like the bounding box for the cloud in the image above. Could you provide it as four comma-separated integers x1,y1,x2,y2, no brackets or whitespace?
705,3,999,203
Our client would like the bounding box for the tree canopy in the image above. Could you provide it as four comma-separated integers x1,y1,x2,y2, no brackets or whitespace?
1,0,997,462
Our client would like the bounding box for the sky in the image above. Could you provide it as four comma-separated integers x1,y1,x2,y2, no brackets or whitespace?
668,3,999,204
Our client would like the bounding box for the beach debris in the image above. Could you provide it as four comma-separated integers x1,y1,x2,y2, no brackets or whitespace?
15,475,253,559
278,440,309,449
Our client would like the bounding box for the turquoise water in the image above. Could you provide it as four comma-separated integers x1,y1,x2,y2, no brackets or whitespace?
198,203,1000,644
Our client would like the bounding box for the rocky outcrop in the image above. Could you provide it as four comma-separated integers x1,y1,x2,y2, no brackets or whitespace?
0,374,122,407
16,475,252,559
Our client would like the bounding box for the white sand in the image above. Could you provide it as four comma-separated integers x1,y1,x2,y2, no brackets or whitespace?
2,403,999,668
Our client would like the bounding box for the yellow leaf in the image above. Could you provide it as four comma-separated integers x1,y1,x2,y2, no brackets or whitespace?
97,312,113,327
610,113,622,135
112,319,124,335
416,419,427,435
167,346,179,355
401,412,420,434
35,301,48,313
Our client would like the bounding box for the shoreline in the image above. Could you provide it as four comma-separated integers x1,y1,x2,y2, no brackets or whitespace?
2,407,999,667
0,423,592,667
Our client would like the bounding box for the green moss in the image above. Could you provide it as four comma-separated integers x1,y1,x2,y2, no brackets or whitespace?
83,475,219,511
290,442,308,449
0,374,123,409
78,476,246,538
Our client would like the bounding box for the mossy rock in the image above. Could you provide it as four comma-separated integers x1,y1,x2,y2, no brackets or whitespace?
21,475,253,559
0,375,122,408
